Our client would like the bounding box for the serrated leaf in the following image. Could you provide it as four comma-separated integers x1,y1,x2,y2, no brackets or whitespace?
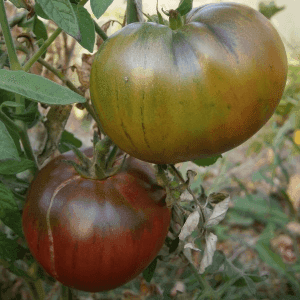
36,0,81,40
72,5,95,53
0,70,86,105
199,232,217,274
205,196,230,228
179,210,200,241
0,183,23,237
0,158,35,175
142,257,158,282
0,121,19,160
90,0,114,19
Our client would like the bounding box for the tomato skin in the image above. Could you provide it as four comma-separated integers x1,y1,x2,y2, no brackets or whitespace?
22,151,170,292
90,3,287,164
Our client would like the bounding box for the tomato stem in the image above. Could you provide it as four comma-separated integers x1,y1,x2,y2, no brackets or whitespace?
168,9,183,30
0,0,22,71
126,0,141,24
23,28,62,72
94,21,108,41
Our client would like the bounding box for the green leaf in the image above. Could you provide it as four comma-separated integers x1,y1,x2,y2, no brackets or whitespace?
35,0,81,40
12,101,40,129
0,101,24,109
0,174,29,192
0,52,9,69
247,273,268,283
0,89,15,103
257,222,276,244
90,0,114,19
0,121,19,160
255,241,286,274
232,195,289,226
34,2,50,20
9,0,27,9
234,275,256,295
0,232,27,262
59,130,83,153
33,15,48,44
143,257,158,282
0,70,86,105
176,0,193,16
0,183,23,237
72,5,95,53
226,210,254,226
259,1,285,19
193,155,222,167
204,250,226,274
0,158,35,175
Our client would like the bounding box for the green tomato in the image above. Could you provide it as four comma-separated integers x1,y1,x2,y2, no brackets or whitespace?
90,3,287,164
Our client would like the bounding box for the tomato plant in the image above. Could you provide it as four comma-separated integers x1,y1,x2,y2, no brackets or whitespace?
90,2,288,164
22,150,171,292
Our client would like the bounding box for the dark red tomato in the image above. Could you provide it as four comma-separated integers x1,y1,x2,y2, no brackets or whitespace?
22,150,171,292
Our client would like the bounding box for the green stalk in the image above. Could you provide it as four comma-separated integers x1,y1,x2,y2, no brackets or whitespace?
60,286,73,300
0,109,38,171
0,0,38,171
23,28,62,72
0,0,22,70
25,262,46,300
126,0,140,24
94,20,108,41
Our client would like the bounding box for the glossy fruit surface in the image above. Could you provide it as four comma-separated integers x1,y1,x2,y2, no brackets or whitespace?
22,150,171,292
90,3,287,164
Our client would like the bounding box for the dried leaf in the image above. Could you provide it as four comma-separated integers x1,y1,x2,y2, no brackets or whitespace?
205,195,230,228
184,242,201,252
179,210,200,241
208,192,229,204
199,232,218,274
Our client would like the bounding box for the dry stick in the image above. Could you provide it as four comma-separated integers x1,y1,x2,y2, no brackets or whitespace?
169,164,206,223
37,105,72,167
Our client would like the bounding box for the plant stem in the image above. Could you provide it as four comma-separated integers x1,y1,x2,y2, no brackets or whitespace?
34,55,103,132
94,20,108,41
23,278,45,300
0,0,22,70
0,105,38,171
180,252,215,296
60,286,73,300
23,27,62,72
25,262,46,300
126,0,140,24
170,164,206,222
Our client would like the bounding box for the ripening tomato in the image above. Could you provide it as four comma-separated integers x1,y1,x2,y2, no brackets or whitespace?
90,3,287,164
22,150,171,292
